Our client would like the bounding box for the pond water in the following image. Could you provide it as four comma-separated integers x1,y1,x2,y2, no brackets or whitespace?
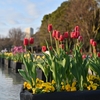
0,64,24,100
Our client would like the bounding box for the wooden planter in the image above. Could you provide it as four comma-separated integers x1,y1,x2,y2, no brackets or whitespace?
20,88,100,100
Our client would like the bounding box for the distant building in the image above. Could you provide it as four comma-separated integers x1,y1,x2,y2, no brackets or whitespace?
25,27,34,39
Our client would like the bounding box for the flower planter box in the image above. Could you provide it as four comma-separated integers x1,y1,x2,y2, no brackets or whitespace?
1,58,4,65
20,88,100,100
10,61,22,73
4,59,11,68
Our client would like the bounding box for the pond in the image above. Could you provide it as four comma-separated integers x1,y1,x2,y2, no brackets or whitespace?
0,64,24,100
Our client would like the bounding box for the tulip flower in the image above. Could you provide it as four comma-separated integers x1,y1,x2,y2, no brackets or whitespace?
23,38,29,46
48,24,52,32
52,30,56,38
90,39,94,45
74,26,80,32
97,52,100,57
82,54,87,59
29,37,34,44
59,34,64,41
55,31,60,40
70,32,75,38
92,41,97,47
64,32,68,38
42,46,47,52
78,36,83,42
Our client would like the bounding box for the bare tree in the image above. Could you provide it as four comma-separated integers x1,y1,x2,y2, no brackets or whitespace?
8,28,25,46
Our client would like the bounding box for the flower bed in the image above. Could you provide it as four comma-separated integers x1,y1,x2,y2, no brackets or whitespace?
18,24,100,100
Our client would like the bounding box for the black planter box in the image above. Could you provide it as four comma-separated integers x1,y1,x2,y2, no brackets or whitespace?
4,59,11,68
1,58,4,65
20,87,100,100
11,61,22,73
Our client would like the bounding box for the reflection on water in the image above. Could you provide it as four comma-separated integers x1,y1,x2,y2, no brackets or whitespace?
0,64,24,100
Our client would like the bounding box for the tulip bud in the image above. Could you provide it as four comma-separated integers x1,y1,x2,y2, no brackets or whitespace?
23,38,29,46
42,46,47,52
64,32,68,38
59,34,64,41
82,54,87,59
52,30,56,38
29,37,34,44
74,26,80,32
78,36,83,42
70,32,74,38
55,31,60,40
48,24,52,32
97,52,100,57
92,41,97,47
90,39,94,45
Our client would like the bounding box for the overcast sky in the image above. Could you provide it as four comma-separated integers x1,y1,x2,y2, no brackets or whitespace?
0,0,66,37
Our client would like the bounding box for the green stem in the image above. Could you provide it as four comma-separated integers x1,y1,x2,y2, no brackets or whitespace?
49,31,52,47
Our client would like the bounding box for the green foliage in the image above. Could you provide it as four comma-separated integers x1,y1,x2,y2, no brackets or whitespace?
18,53,37,87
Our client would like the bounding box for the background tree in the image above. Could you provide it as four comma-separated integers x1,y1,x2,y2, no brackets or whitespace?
35,0,100,53
67,0,100,52
8,28,25,47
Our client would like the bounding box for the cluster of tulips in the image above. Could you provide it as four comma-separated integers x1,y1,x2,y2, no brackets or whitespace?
18,24,100,94
23,37,34,52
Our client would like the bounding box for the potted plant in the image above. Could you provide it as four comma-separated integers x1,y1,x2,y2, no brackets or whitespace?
19,24,100,100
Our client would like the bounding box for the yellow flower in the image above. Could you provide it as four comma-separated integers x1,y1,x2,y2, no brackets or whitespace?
23,82,27,88
52,80,56,85
61,82,64,85
65,84,71,91
71,87,77,91
72,81,76,87
36,78,40,83
91,85,97,90
89,81,93,85
61,85,65,91
87,85,91,90
36,56,41,59
42,56,45,59
51,86,55,91
26,83,32,90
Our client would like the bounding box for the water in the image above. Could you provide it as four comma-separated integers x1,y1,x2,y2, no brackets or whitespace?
0,64,24,100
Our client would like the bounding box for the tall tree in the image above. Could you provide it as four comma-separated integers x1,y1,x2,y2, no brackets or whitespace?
67,0,100,51
8,28,25,46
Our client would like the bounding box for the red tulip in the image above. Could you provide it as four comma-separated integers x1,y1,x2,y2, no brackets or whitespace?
92,41,97,47
55,31,60,40
48,24,52,32
70,32,75,38
59,34,64,41
82,54,87,59
74,26,80,32
42,46,47,52
78,36,83,41
52,30,56,38
90,39,94,45
23,38,29,46
29,37,34,44
73,31,80,38
64,32,68,38
97,52,100,57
